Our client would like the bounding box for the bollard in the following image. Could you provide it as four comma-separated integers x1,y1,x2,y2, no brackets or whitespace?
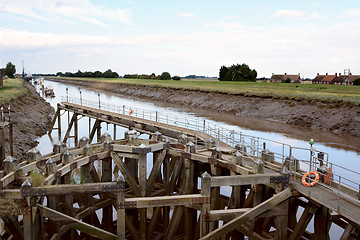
79,136,89,148
62,150,74,165
127,130,139,145
103,140,111,151
27,148,42,163
186,141,196,153
4,156,19,174
178,133,189,145
53,141,66,154
261,149,274,163
83,144,93,157
211,147,222,159
151,131,162,142
232,151,243,166
283,156,300,172
205,138,216,149
252,159,264,174
235,143,247,153
100,133,112,143
45,158,57,175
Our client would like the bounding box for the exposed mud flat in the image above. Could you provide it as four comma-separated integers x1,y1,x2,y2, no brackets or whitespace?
49,78,360,139
1,81,54,160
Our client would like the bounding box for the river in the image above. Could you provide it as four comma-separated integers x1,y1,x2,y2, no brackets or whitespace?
34,78,360,239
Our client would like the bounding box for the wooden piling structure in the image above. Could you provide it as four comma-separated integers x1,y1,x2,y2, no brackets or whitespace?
0,102,359,240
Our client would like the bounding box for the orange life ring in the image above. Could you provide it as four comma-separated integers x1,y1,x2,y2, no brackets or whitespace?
129,109,134,115
302,171,319,187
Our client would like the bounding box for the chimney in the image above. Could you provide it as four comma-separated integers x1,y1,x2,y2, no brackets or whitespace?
284,73,287,76
326,73,328,75
335,73,337,76
349,72,352,75
317,73,319,76
339,73,341,76
298,73,300,76
272,73,274,76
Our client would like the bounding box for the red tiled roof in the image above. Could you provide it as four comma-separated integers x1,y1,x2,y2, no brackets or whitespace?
321,75,336,82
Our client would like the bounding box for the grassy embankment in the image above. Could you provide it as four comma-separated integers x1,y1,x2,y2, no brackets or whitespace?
54,77,360,105
0,79,28,106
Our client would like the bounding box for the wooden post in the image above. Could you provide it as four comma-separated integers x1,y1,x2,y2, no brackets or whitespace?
102,141,113,232
74,113,78,147
274,200,289,240
288,202,318,240
138,145,148,240
21,180,33,240
57,109,62,140
97,120,101,143
252,159,264,234
117,176,126,240
314,206,330,240
9,122,13,156
1,126,5,167
200,172,211,237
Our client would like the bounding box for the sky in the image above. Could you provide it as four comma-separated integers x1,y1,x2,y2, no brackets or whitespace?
0,0,359,78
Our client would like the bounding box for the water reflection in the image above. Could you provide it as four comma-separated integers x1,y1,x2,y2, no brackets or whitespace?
34,79,360,175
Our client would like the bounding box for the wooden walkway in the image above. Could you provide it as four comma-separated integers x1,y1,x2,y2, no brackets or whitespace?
0,101,359,239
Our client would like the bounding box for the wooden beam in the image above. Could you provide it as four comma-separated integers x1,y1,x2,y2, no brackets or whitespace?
38,205,117,240
210,173,282,188
110,151,141,197
21,182,122,197
63,113,77,144
199,188,292,240
0,215,24,239
89,119,100,143
147,149,166,195
288,201,319,240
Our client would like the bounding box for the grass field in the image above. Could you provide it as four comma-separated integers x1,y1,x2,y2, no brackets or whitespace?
0,79,28,106
54,77,360,105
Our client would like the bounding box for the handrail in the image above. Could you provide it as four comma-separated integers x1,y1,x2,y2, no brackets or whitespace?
60,96,360,207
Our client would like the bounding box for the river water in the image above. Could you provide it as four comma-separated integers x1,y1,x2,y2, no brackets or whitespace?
34,79,360,239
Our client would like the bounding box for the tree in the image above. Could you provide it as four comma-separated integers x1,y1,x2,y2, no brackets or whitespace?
218,63,257,82
353,78,360,86
4,62,16,78
172,76,181,80
284,78,291,83
56,72,63,76
159,72,171,80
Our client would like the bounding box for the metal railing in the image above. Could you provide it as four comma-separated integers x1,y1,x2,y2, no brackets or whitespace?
61,97,360,208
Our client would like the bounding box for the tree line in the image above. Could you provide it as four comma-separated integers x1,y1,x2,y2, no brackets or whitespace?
56,69,119,78
219,63,257,81
124,72,181,80
1,62,16,78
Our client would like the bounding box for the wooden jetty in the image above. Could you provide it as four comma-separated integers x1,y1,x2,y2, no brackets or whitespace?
0,100,359,239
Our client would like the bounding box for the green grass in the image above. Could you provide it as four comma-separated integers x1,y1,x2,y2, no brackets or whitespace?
0,79,28,106
53,77,360,105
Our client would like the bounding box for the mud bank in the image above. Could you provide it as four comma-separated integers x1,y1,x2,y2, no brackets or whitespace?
1,81,54,160
49,78,360,138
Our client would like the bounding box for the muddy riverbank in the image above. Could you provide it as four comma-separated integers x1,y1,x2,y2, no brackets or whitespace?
48,78,360,138
1,81,54,160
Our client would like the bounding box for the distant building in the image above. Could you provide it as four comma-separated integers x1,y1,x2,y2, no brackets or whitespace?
312,72,360,85
270,73,301,83
0,69,3,88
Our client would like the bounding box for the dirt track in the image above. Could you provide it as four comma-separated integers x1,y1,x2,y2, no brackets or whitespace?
49,78,360,138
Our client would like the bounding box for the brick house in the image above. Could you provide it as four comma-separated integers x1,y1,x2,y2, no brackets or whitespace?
270,73,301,83
0,69,3,88
312,73,360,85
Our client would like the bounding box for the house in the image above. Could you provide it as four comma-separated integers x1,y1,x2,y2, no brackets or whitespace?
312,72,360,85
0,69,3,88
270,73,301,83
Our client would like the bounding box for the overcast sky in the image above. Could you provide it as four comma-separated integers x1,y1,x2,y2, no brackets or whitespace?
0,0,359,78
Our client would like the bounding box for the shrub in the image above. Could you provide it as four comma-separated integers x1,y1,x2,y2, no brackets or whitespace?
284,78,291,83
353,78,360,85
172,76,181,80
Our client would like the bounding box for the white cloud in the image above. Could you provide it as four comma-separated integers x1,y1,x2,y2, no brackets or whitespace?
343,8,360,18
206,19,243,29
177,12,195,18
271,10,325,21
0,0,134,26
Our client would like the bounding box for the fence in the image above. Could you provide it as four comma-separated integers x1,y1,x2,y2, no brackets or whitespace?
61,96,360,207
